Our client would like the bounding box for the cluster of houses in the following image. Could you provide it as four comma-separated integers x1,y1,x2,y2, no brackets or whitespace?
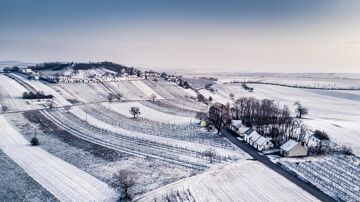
230,120,309,157
55,74,144,83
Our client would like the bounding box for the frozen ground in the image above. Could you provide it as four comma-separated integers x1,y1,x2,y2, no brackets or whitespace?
6,111,197,199
279,155,360,201
135,160,319,202
0,149,57,201
0,115,119,201
105,101,196,124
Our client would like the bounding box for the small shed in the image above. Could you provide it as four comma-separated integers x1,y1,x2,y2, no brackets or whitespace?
280,139,308,157
230,120,243,131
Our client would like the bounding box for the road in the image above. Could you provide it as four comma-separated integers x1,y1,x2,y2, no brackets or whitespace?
222,129,336,202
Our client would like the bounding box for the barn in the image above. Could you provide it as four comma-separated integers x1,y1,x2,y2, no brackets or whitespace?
280,139,308,157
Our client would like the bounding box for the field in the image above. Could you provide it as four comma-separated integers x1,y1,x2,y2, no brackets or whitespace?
1,70,359,201
135,160,319,202
279,155,360,201
0,72,249,200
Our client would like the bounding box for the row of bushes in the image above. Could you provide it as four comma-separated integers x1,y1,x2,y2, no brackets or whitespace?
22,91,53,99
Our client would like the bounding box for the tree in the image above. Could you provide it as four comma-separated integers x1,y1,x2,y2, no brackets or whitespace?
294,101,308,118
208,103,230,134
129,107,141,118
107,93,114,109
340,145,353,156
30,125,39,146
197,93,206,102
112,170,137,200
116,93,123,101
208,96,213,101
229,93,235,99
313,130,330,140
204,149,217,163
150,94,157,102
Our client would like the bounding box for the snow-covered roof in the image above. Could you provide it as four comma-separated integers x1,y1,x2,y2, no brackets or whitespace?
248,131,261,140
280,139,300,152
231,120,242,129
238,127,251,134
255,136,273,146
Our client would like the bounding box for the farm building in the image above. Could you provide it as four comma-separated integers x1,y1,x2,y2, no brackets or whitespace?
238,127,252,138
253,136,274,151
280,139,308,157
243,129,274,151
230,120,243,131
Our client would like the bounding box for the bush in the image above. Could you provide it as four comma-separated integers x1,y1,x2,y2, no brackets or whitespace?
313,130,330,140
30,137,39,146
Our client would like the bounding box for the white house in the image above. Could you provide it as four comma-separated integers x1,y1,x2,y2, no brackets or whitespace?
280,139,308,157
253,136,274,151
239,127,253,139
230,120,242,132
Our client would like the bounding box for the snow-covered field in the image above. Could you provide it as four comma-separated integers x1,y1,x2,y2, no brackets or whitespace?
104,101,195,124
135,160,319,202
0,115,119,201
3,70,359,201
279,155,360,201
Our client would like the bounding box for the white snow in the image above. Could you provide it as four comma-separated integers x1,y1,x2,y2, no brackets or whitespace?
105,101,195,124
135,160,319,202
0,115,119,201
69,106,243,158
130,80,163,99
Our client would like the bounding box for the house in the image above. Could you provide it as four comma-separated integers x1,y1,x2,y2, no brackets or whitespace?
304,133,321,147
243,128,257,142
254,136,274,151
239,127,252,139
280,139,308,157
247,131,261,146
230,120,242,132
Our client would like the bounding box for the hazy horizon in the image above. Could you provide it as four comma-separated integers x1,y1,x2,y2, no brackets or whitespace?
1,0,360,73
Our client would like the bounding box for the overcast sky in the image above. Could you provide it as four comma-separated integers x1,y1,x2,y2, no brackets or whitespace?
1,0,360,73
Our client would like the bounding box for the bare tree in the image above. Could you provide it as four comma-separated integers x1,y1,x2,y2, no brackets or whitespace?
204,149,217,163
107,93,114,109
129,107,141,118
116,93,123,101
112,170,137,200
64,105,72,112
208,103,230,134
150,94,157,102
294,101,308,118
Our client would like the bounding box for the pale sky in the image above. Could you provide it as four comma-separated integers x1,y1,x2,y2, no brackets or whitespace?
1,0,360,73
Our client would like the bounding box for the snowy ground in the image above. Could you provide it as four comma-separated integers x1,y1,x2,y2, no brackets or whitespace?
0,115,119,201
135,160,319,202
279,155,360,201
104,101,196,124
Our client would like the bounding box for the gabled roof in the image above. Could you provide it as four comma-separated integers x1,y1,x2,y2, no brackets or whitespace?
255,136,273,146
248,131,261,140
280,139,300,152
238,127,251,134
231,120,243,129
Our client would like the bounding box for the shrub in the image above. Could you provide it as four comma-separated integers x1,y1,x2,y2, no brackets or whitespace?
30,137,39,146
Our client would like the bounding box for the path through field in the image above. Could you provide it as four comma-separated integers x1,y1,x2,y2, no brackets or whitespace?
0,115,119,202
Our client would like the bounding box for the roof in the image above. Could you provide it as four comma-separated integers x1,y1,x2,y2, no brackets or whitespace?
231,120,242,129
255,136,273,146
248,131,261,140
238,127,251,134
280,140,300,152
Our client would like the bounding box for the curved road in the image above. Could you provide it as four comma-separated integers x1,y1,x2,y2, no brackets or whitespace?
222,129,336,202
